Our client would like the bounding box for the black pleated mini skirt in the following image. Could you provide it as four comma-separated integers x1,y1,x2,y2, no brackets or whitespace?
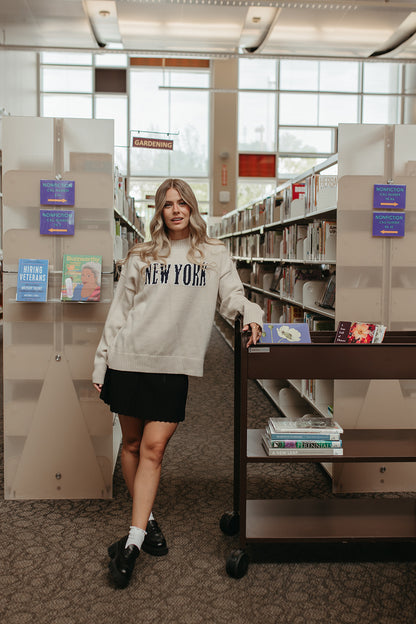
99,368,189,423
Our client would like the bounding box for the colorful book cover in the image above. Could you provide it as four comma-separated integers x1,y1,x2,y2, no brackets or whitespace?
16,258,49,302
267,438,342,449
61,254,102,302
334,321,386,344
259,323,311,344
262,435,343,456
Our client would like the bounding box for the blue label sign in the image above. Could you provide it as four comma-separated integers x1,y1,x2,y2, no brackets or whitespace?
40,180,75,206
40,209,75,235
373,212,405,237
373,184,406,210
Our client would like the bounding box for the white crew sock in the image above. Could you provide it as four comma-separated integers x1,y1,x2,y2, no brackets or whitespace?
125,526,146,551
148,511,154,522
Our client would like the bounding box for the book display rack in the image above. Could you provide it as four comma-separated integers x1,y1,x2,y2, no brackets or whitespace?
220,320,416,579
2,116,118,499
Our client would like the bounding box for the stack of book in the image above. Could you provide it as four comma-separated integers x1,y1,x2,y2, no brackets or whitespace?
262,415,343,456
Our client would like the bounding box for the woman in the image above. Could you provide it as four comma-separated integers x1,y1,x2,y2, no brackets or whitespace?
93,178,263,588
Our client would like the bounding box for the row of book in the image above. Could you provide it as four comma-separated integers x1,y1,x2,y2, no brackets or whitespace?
211,174,338,239
262,415,343,456
256,321,386,345
223,218,336,263
16,255,103,303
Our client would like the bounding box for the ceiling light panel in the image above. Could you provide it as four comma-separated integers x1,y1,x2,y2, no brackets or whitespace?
262,6,414,57
118,4,248,51
0,0,95,47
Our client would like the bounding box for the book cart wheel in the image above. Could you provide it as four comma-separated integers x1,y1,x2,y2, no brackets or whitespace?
220,511,240,536
226,549,249,579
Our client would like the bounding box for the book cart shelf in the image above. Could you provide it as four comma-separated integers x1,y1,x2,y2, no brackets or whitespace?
220,319,416,579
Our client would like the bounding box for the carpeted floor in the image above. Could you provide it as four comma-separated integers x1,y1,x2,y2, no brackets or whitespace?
1,326,416,624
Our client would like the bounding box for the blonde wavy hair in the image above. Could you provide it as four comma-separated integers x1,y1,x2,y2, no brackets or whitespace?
124,178,221,267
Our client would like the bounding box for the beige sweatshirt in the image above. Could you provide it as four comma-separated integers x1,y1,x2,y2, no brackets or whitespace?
92,238,264,383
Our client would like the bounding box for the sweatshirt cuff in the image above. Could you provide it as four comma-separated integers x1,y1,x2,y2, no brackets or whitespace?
92,361,108,385
242,302,264,328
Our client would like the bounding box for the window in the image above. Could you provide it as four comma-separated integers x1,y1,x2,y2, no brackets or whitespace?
129,66,210,178
239,92,277,151
239,58,277,90
237,57,413,200
95,95,128,174
41,66,93,92
40,53,211,198
279,127,335,154
42,94,92,119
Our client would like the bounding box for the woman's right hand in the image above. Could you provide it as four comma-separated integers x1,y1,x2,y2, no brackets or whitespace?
93,383,103,392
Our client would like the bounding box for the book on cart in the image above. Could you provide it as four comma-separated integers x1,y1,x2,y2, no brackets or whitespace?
268,415,343,436
334,320,386,344
259,323,311,344
264,415,344,456
262,434,343,456
265,427,342,446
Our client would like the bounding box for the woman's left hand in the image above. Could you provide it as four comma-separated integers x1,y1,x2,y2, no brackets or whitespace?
243,323,262,347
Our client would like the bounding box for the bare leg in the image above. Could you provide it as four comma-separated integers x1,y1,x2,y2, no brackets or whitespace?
131,420,178,529
118,415,178,530
118,415,145,497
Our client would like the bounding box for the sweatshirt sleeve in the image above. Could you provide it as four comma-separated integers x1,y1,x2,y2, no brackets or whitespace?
217,247,264,328
92,260,138,384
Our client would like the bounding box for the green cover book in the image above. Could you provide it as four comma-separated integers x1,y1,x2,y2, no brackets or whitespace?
61,254,102,302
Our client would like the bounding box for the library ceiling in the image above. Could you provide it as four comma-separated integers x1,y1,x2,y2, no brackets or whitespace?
1,0,416,60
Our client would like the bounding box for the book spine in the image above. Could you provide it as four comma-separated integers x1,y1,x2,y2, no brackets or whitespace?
262,438,343,456
267,432,341,441
269,439,342,448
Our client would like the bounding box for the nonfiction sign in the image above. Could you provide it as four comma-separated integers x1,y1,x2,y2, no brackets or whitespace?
373,184,406,210
40,180,75,206
372,211,405,237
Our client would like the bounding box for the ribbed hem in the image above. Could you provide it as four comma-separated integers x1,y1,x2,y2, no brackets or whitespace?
108,352,204,378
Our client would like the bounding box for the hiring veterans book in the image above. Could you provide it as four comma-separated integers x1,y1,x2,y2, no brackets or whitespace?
16,258,49,302
61,254,102,302
334,320,386,344
259,323,311,344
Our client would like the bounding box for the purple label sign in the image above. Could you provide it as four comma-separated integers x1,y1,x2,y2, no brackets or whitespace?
40,209,75,235
373,184,406,210
373,212,405,237
40,180,75,206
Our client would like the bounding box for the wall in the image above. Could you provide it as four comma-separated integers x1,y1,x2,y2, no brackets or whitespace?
0,50,38,145
211,58,238,217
